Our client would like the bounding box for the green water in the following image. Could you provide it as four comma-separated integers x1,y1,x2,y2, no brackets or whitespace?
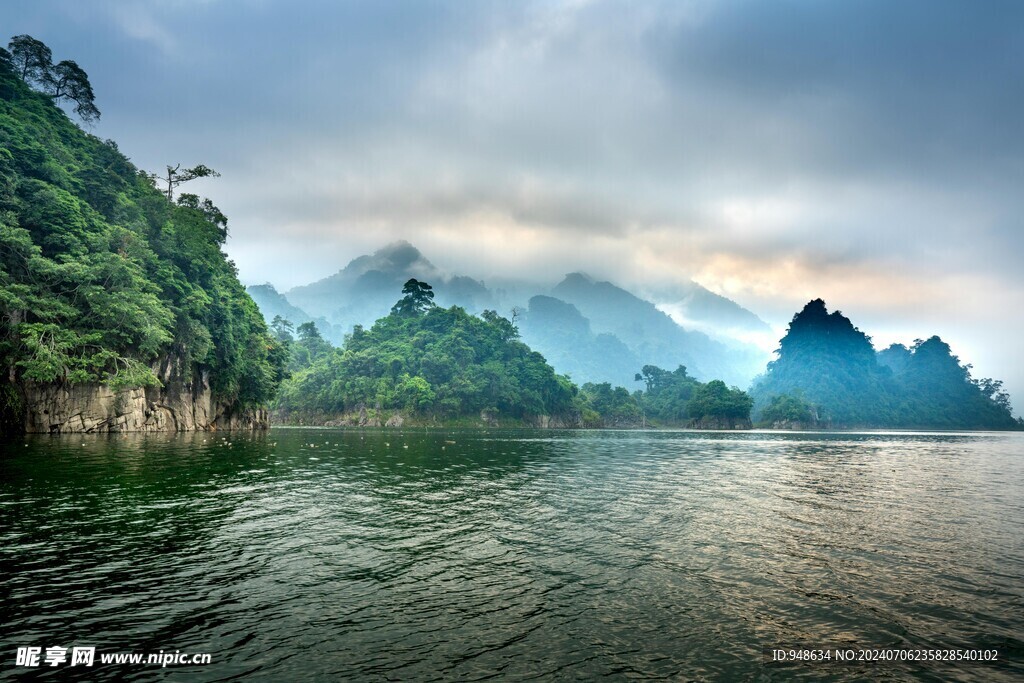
1,428,1022,681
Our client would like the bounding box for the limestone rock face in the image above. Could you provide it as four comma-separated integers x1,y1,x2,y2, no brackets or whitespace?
19,356,267,434
529,413,586,429
690,416,752,430
768,419,815,430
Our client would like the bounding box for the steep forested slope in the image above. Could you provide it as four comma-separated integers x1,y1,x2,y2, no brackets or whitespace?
274,284,576,424
0,46,285,432
751,300,1018,429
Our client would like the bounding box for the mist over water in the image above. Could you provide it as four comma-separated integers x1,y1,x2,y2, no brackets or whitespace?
2,429,1022,681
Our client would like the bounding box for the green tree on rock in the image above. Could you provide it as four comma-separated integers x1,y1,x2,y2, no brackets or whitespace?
0,52,285,422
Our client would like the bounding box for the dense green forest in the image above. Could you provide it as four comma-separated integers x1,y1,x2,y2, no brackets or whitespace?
0,36,285,429
751,299,1020,429
273,279,576,423
272,278,755,427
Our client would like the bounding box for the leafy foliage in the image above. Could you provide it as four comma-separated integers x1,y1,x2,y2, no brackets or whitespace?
577,382,641,426
275,298,576,421
0,48,284,418
390,278,435,317
8,35,51,86
685,380,753,423
758,392,815,426
635,364,701,423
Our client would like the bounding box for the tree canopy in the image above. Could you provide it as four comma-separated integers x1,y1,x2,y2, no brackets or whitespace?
390,278,436,317
275,294,576,421
7,35,100,122
272,299,756,427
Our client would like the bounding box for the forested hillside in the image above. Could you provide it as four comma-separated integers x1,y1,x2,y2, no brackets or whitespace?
249,241,770,390
272,279,756,428
751,299,1019,429
274,279,576,423
0,37,285,432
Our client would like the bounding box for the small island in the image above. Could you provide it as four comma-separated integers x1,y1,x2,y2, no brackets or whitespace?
749,299,1020,430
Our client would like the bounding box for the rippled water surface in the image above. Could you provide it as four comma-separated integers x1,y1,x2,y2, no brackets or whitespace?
2,429,1023,681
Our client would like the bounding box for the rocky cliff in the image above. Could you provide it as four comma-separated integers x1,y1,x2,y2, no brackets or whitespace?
690,416,752,430
16,355,267,434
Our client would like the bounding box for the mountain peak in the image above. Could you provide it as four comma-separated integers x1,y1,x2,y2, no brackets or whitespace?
560,272,596,286
796,298,829,318
374,240,425,269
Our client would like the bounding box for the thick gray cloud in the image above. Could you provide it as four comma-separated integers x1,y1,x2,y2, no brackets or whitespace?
3,0,1023,409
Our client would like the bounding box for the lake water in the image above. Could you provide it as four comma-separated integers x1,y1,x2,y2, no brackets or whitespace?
1,428,1022,681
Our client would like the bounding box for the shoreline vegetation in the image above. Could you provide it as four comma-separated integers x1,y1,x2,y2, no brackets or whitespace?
268,278,757,432
1,36,1020,434
267,280,1021,432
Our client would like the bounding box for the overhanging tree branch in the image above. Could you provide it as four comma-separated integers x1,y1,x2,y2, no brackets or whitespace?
152,164,221,201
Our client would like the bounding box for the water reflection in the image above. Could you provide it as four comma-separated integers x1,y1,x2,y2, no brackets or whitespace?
1,428,1021,681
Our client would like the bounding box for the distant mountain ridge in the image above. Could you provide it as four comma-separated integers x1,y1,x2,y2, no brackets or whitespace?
246,284,341,342
649,282,772,342
549,273,764,387
283,241,493,343
518,295,643,389
248,241,771,389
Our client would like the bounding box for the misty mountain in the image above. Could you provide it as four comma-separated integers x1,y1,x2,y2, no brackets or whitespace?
246,283,341,343
551,273,766,387
517,296,643,389
248,242,770,390
248,283,314,326
285,241,494,333
648,281,771,339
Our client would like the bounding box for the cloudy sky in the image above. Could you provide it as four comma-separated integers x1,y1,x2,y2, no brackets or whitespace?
5,0,1023,407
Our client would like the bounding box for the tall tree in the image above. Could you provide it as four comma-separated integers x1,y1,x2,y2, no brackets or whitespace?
390,279,436,317
8,35,52,85
44,59,100,122
270,316,294,343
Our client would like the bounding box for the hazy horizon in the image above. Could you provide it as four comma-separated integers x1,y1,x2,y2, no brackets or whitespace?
5,0,1022,413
